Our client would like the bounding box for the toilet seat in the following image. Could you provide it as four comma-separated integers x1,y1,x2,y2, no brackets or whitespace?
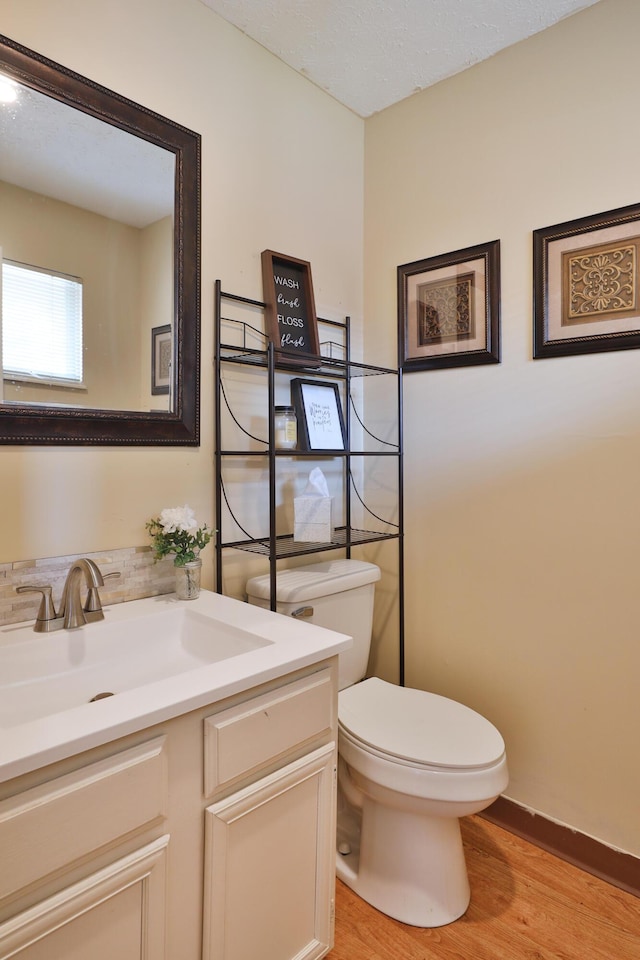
338,677,505,771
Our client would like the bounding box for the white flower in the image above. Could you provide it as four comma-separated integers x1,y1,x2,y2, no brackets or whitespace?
147,505,213,566
159,504,199,535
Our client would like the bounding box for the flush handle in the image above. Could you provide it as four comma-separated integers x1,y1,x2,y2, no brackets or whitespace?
291,606,314,619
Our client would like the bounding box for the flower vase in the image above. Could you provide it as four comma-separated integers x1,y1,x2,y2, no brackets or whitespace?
175,558,202,600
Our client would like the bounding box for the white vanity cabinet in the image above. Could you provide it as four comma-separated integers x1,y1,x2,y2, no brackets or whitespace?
0,659,338,960
0,738,170,960
202,669,337,960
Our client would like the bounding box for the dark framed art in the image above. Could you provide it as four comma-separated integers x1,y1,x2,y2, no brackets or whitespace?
151,324,171,395
291,378,346,452
261,250,320,367
398,239,500,371
533,202,640,359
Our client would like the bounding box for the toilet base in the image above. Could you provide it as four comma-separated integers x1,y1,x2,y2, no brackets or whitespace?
336,786,471,927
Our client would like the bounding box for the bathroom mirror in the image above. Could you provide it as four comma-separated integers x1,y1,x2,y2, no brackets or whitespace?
0,34,200,444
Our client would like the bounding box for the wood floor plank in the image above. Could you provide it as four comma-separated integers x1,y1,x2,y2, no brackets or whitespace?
466,819,640,956
327,816,640,960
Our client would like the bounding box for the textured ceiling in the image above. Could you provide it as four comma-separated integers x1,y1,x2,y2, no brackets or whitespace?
200,0,602,117
0,82,175,227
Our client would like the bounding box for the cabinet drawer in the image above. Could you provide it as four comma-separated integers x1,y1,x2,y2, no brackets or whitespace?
0,737,167,902
204,669,334,796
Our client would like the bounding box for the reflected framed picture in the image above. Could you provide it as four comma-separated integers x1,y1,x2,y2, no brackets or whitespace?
398,240,500,371
151,324,171,395
534,202,640,359
291,378,346,452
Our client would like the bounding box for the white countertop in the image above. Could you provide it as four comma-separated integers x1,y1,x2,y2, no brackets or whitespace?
0,590,351,784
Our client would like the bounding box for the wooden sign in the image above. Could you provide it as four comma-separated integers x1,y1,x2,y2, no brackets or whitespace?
261,250,320,366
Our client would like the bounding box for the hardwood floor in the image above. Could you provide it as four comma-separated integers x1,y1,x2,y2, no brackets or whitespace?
327,815,640,960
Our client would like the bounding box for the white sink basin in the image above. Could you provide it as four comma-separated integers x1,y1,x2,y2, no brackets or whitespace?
0,590,351,784
0,603,271,728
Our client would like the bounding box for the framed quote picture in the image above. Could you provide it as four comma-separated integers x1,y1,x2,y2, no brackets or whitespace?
398,239,501,371
291,378,346,452
261,250,320,367
533,202,640,359
151,324,171,395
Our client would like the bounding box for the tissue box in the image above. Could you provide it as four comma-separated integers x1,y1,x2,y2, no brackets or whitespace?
294,496,334,543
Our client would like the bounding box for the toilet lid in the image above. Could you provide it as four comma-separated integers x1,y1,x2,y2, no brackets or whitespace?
338,677,505,769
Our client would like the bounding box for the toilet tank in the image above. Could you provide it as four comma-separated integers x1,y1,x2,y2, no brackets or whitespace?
245,559,381,689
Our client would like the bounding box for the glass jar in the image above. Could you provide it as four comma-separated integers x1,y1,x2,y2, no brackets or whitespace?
274,405,297,450
175,558,202,600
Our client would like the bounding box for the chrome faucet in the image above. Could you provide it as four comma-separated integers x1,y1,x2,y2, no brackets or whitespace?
16,559,119,632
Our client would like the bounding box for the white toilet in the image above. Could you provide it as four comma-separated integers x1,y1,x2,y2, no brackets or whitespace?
245,558,508,928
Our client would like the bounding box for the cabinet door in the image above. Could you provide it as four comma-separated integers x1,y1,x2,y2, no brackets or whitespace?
0,836,168,960
203,742,336,960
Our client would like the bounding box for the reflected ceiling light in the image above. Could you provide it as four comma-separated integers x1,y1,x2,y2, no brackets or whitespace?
0,74,18,103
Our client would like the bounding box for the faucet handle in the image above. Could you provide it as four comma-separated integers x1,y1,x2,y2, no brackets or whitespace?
16,585,58,631
84,571,121,614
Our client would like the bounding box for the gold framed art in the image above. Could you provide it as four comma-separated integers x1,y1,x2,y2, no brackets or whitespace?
534,203,640,359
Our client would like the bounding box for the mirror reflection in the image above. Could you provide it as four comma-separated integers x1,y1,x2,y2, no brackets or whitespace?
1,78,176,413
0,33,200,445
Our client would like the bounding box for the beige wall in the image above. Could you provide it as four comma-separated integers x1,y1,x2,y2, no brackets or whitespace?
1,181,142,409
0,0,364,563
364,0,640,856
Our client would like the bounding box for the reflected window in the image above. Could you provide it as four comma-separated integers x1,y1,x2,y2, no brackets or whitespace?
2,260,83,386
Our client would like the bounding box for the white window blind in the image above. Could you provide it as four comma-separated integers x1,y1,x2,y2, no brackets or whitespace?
1,260,83,385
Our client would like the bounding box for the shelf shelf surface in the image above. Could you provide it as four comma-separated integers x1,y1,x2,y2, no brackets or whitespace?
218,322,395,379
221,527,400,559
219,448,400,457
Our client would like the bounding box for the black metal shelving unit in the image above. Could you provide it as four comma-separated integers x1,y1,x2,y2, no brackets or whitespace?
214,280,405,683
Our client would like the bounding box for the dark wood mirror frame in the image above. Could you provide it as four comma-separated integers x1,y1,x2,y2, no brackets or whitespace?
0,34,201,445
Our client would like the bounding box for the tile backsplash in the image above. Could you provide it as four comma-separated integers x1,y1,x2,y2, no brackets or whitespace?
0,546,175,627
